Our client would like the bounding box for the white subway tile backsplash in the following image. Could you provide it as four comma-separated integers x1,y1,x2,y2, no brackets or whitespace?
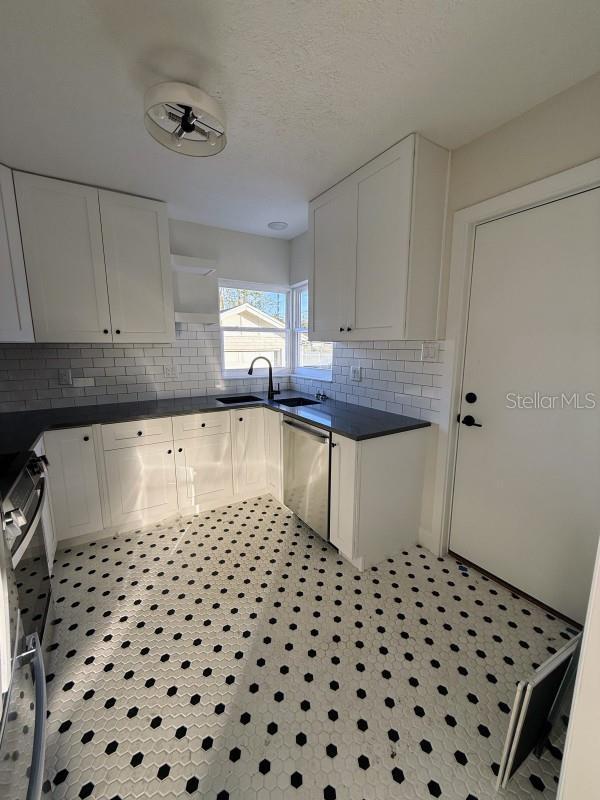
291,339,446,423
0,322,291,413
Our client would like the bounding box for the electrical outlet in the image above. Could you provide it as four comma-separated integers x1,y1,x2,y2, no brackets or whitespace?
350,365,362,382
421,342,440,362
163,364,179,378
58,368,73,386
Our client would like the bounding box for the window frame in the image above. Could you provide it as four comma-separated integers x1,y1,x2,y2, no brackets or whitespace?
219,279,292,379
291,281,333,381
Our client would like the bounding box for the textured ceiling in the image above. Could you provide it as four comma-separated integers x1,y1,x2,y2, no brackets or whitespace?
1,1,600,238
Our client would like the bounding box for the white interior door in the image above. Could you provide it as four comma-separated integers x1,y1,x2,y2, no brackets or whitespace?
450,188,600,623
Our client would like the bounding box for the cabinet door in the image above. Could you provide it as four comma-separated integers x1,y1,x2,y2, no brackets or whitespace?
104,441,177,527
329,433,357,560
264,409,282,501
0,165,33,342
355,142,413,338
14,172,111,342
175,434,234,511
99,190,174,343
310,183,357,340
231,409,266,497
34,437,57,568
44,427,103,542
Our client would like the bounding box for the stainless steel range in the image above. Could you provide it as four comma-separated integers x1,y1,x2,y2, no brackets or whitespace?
0,452,50,800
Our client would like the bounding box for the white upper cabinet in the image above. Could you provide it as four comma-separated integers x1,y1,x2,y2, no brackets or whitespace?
14,172,111,342
14,172,174,343
309,133,449,341
0,165,33,342
99,190,174,343
311,182,357,338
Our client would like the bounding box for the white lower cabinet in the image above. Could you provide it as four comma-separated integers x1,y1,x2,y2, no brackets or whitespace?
175,433,234,511
44,427,103,542
232,408,267,497
264,409,282,501
104,441,177,527
329,428,429,569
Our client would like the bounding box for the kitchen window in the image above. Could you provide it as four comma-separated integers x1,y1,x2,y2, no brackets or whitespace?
219,281,291,377
292,282,333,380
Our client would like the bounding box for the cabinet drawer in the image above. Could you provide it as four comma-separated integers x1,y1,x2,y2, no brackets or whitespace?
102,416,173,450
172,411,230,440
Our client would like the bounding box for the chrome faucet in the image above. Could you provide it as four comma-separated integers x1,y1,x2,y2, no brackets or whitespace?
248,357,280,401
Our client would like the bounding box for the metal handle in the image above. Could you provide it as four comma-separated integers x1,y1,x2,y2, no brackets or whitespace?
83,435,89,442
283,419,329,443
137,430,143,436
23,632,47,800
12,478,47,568
461,414,482,428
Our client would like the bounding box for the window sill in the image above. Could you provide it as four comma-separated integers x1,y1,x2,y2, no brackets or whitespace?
291,372,334,383
222,371,291,381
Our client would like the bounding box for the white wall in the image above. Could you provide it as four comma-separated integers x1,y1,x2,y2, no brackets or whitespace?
290,231,310,285
169,219,291,286
439,70,600,334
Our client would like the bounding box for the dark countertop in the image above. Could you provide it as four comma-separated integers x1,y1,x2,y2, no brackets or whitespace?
0,390,430,499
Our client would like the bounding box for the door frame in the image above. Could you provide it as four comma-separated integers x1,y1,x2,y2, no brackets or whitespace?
431,156,600,556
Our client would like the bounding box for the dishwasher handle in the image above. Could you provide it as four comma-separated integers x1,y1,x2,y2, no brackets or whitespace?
283,419,329,443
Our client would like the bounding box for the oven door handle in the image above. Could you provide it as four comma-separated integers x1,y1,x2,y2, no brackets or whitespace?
17,633,47,800
11,477,47,569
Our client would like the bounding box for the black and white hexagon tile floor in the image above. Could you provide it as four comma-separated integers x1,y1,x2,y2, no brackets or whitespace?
42,495,574,800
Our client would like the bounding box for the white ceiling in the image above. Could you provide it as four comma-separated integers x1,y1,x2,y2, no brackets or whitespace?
1,1,600,239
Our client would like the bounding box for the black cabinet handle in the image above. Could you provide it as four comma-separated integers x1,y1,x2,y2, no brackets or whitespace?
167,449,172,454
339,327,344,332
201,423,206,428
178,448,183,453
83,435,89,442
238,417,243,422
461,415,482,428
103,329,109,335
137,431,143,436
115,329,121,335
346,326,352,332
331,442,337,448
465,392,477,404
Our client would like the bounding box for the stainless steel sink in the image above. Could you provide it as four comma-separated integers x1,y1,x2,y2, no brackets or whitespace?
217,395,262,404
276,397,321,408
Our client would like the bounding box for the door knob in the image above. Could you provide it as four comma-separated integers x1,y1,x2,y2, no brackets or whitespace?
461,414,482,428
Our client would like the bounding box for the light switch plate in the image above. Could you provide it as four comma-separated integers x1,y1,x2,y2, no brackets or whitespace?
421,342,440,362
350,365,361,382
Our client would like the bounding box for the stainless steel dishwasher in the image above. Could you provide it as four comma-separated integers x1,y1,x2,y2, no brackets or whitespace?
282,418,330,540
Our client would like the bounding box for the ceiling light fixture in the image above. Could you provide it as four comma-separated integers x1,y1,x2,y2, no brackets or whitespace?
144,82,226,156
268,221,288,231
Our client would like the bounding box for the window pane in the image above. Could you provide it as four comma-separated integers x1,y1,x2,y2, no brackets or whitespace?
223,330,287,371
297,332,333,371
299,286,309,328
219,286,287,328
